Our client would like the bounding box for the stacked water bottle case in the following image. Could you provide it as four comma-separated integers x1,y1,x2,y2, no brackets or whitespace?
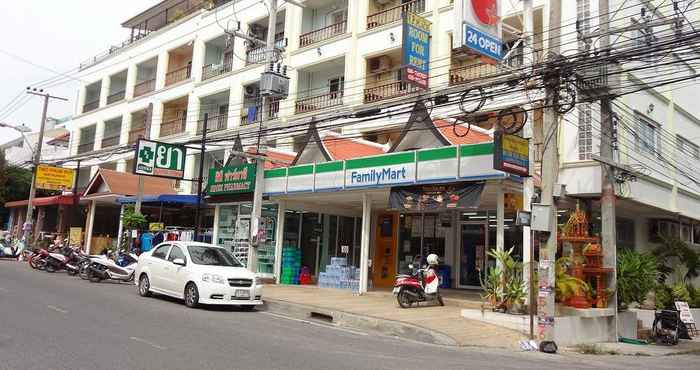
280,246,301,284
318,257,364,292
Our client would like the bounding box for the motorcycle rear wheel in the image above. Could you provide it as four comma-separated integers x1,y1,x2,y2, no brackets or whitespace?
397,288,414,309
78,263,90,280
88,270,102,283
45,263,56,273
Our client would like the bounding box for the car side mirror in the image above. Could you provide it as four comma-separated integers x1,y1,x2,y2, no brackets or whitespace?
172,258,186,266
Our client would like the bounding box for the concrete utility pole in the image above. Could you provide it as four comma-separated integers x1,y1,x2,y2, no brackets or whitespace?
134,103,153,214
598,0,619,340
537,0,561,345
23,89,67,243
248,0,280,273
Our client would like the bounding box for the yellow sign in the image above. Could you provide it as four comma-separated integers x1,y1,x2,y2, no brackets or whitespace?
36,164,75,191
69,227,82,246
149,223,165,232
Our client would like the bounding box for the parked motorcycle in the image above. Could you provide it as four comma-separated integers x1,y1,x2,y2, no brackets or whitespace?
0,238,27,260
44,244,81,274
87,251,139,283
393,254,444,308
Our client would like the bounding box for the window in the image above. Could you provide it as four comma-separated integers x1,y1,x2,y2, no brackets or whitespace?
577,0,591,50
329,77,344,97
693,224,700,245
616,218,635,250
635,114,660,155
167,245,186,262
578,103,593,160
677,135,700,159
187,245,242,266
152,244,171,259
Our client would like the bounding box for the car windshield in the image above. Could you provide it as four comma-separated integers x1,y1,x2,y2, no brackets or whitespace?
187,245,242,267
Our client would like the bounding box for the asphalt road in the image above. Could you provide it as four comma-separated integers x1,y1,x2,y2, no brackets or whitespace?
0,260,697,370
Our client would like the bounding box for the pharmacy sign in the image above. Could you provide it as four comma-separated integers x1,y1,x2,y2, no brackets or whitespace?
133,139,186,179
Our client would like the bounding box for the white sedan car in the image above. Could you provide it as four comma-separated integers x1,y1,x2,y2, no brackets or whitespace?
135,242,263,308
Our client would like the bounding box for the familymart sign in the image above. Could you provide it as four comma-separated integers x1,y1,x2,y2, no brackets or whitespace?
133,139,186,179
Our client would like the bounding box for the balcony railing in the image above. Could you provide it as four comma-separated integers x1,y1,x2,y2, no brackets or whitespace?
295,90,344,114
83,100,99,113
165,64,192,86
197,114,228,134
77,142,95,154
101,135,120,148
134,79,156,97
202,61,233,80
367,0,425,30
159,117,187,137
246,34,285,65
240,101,280,125
299,20,347,47
448,63,501,86
128,127,146,145
106,90,125,105
364,80,419,103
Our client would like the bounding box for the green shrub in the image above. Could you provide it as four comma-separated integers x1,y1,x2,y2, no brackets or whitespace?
616,250,658,308
689,286,700,308
654,284,674,310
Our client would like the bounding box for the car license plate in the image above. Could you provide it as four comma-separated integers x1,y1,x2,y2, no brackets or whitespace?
235,290,250,298
392,287,400,294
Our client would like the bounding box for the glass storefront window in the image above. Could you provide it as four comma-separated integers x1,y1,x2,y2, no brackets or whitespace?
397,213,446,275
217,203,278,275
487,212,523,263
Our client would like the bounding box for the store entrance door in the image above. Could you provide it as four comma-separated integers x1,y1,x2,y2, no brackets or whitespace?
458,223,487,288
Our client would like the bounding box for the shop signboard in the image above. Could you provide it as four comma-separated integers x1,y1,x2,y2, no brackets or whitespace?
286,164,314,193
69,227,82,246
133,139,186,179
389,183,484,211
402,12,431,89
416,147,458,183
493,131,529,176
314,161,344,191
149,223,164,232
458,142,504,179
345,152,416,189
263,168,287,195
207,163,256,195
675,301,696,324
463,23,503,61
35,164,75,191
453,1,502,55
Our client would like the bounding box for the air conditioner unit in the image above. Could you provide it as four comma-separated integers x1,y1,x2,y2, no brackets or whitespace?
369,55,392,73
244,86,259,97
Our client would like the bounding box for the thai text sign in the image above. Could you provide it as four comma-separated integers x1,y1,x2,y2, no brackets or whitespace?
494,131,529,176
35,164,75,190
207,163,256,195
134,139,186,179
463,23,503,61
402,12,431,89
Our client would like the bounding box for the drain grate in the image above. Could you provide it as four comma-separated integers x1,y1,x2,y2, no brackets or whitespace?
309,312,334,323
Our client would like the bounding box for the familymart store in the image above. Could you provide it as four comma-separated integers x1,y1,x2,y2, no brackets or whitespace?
246,141,528,293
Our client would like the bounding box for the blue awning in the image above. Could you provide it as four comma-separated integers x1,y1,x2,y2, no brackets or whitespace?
117,194,204,205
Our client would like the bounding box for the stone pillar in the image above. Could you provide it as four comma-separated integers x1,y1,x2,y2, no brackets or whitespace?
78,85,87,114
274,201,286,283
182,154,197,194
125,64,137,100
84,200,97,254
150,101,164,139
343,0,363,107
185,95,201,134
155,50,170,90
99,76,110,107
496,182,505,268
93,120,105,151
116,160,127,173
120,113,132,146
359,193,372,294
229,83,244,129
191,38,206,82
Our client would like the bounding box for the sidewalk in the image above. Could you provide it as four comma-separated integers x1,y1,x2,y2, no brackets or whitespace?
262,284,527,349
576,339,700,356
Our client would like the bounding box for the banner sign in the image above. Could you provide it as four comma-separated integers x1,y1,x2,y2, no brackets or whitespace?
494,131,529,176
207,163,256,196
675,301,696,324
69,227,82,246
149,223,165,232
389,182,484,211
402,12,431,89
36,164,75,191
463,23,503,61
133,139,186,179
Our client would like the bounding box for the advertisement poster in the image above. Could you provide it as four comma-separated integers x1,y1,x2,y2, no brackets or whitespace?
402,12,431,89
36,165,75,191
389,183,484,211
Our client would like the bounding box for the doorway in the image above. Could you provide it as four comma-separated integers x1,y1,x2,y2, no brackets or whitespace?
459,223,487,288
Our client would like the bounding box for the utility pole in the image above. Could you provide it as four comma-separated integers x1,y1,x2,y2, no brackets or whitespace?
522,0,536,340
194,113,209,241
598,0,619,340
248,0,280,273
537,0,561,347
23,89,67,243
71,159,81,226
134,103,153,214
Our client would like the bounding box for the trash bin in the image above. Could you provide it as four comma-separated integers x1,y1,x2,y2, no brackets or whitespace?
437,264,451,289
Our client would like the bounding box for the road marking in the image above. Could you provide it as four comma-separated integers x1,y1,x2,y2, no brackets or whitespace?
261,312,368,336
47,305,68,314
129,336,167,350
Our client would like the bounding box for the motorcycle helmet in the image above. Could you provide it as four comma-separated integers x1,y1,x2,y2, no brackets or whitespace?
426,254,439,266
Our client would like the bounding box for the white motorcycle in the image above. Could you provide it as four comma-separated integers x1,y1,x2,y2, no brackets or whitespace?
87,251,139,283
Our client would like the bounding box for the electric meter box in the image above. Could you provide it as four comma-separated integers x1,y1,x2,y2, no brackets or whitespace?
260,71,289,98
531,204,552,232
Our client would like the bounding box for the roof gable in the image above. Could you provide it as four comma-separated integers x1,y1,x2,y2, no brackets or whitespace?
292,121,332,165
389,101,451,152
83,168,175,198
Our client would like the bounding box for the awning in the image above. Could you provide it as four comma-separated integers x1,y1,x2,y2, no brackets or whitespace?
4,194,77,208
116,194,204,205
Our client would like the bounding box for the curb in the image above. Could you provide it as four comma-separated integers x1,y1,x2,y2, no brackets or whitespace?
261,298,459,346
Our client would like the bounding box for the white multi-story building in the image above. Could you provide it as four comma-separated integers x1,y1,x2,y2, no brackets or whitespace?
1,116,70,168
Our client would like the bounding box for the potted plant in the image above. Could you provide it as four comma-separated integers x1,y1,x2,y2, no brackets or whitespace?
555,257,591,307
616,250,658,310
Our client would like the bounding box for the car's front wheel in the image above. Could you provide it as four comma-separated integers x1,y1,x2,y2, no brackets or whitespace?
138,274,151,297
184,282,199,308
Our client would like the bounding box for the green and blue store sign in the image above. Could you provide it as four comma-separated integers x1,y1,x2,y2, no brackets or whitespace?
262,142,507,196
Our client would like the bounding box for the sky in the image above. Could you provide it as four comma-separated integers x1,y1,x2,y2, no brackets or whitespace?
0,0,161,143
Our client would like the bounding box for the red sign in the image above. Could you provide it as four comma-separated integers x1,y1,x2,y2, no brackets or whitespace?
472,0,499,25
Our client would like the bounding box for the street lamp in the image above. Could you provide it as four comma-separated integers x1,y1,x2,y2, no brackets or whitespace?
0,122,32,133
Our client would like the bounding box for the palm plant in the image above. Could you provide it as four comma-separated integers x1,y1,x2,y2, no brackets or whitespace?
616,250,658,309
480,247,526,312
555,257,590,303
